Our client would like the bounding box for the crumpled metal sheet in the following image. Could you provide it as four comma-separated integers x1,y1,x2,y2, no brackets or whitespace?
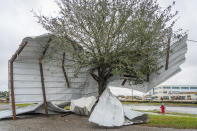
70,96,97,116
89,88,147,127
89,88,125,127
123,106,149,124
0,102,69,120
123,106,144,120
108,35,188,93
0,103,42,120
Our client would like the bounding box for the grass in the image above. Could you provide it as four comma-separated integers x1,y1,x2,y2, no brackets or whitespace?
15,103,71,109
0,97,9,103
122,101,197,107
16,103,35,108
0,102,8,105
0,97,8,99
142,114,197,129
64,105,70,110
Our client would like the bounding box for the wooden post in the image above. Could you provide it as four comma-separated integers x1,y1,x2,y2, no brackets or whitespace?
10,61,16,120
38,38,51,116
39,59,48,116
9,42,28,120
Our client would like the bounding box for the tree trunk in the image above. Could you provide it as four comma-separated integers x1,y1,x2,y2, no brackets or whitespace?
98,79,107,96
90,67,111,96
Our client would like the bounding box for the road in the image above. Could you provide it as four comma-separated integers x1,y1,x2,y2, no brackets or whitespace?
0,114,196,131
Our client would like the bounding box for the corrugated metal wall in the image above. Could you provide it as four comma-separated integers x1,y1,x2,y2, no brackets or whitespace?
9,34,98,104
108,35,188,93
9,34,188,103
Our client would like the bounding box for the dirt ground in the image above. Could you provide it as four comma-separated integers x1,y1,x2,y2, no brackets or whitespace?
0,114,196,131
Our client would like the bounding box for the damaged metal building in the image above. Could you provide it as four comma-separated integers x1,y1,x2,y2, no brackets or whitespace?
8,34,188,120
8,34,98,119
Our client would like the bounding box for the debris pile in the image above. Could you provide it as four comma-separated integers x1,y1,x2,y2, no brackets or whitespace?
0,88,148,127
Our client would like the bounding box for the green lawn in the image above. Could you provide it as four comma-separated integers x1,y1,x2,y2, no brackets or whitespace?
64,105,70,110
0,97,8,99
16,103,35,108
142,114,197,129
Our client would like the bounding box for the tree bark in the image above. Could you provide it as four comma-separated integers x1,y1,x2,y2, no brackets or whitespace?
98,79,107,96
90,67,112,96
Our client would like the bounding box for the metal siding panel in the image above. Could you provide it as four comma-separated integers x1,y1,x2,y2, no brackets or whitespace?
108,35,188,93
14,87,81,95
12,35,98,104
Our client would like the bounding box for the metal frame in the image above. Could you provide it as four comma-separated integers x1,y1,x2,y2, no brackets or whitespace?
9,37,52,120
39,58,48,116
9,41,28,120
38,38,52,116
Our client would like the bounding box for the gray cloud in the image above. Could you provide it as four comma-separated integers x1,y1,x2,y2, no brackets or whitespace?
157,0,197,85
0,0,56,91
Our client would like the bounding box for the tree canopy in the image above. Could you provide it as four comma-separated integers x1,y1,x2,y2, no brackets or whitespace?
36,0,184,95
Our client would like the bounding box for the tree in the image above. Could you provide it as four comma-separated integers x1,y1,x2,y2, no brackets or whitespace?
35,0,184,95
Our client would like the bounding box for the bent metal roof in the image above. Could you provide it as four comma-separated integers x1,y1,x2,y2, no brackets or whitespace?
108,35,188,93
9,34,187,103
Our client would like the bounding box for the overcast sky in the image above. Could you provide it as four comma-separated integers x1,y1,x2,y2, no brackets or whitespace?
0,0,197,91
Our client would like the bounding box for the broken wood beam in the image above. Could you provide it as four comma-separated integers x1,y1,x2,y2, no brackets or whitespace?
39,59,48,116
38,38,52,116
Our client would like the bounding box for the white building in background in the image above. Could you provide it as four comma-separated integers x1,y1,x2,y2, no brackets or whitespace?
148,85,197,101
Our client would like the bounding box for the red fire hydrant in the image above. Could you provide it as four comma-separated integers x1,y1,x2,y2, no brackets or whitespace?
160,104,165,115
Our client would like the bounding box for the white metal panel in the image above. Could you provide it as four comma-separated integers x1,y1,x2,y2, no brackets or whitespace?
14,81,86,89
108,35,188,93
10,34,98,104
15,93,80,103
14,87,81,95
